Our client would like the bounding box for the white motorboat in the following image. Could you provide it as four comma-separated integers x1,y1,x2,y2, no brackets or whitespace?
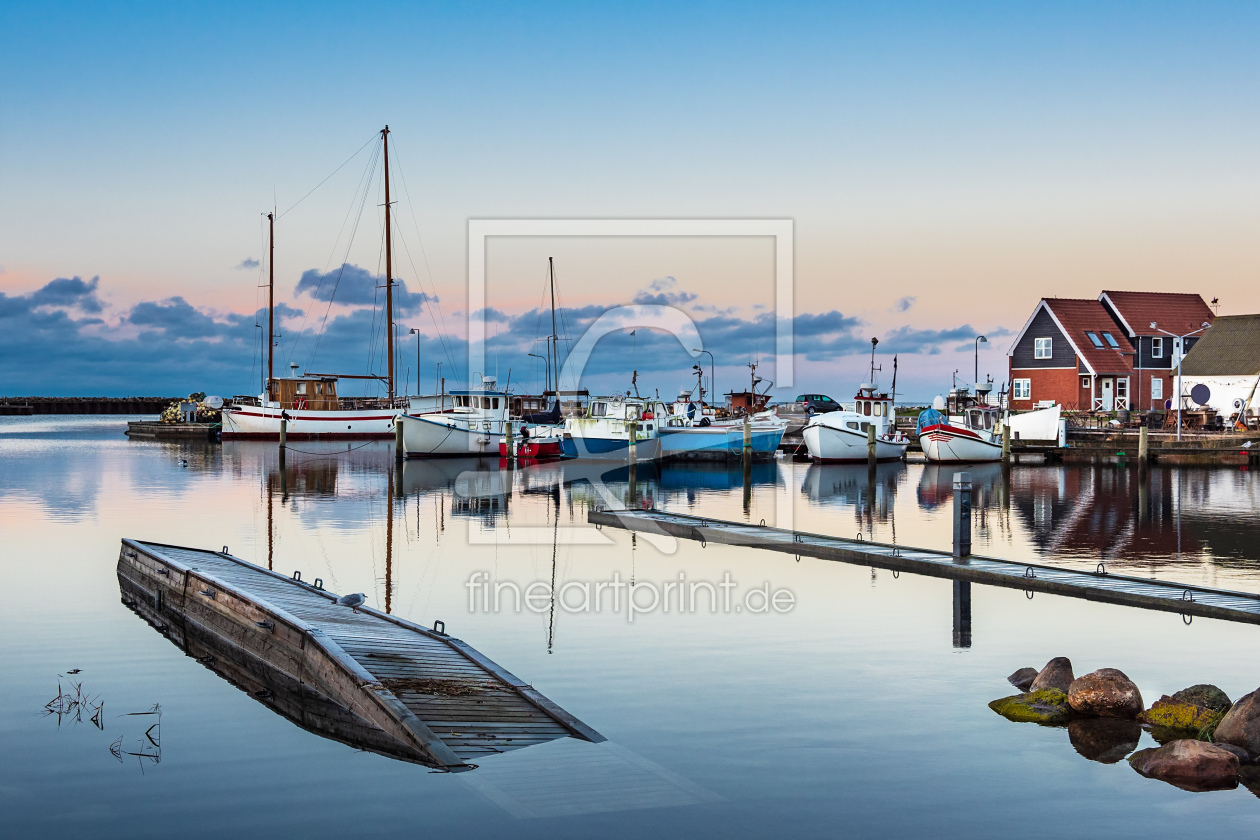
802,384,910,462
400,377,509,457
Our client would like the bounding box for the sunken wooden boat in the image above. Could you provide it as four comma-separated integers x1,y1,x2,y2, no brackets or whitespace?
117,539,603,771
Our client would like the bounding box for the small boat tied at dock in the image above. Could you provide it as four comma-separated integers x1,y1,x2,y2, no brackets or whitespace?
400,376,510,457
563,395,669,461
116,538,603,771
802,341,910,462
802,384,909,462
917,382,1004,462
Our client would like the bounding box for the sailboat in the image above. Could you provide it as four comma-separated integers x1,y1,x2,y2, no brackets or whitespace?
221,127,403,440
500,257,567,460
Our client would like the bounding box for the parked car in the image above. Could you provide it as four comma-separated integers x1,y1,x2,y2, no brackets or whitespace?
795,394,842,414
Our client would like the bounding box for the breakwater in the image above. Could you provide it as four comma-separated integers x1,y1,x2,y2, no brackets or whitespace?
0,396,178,415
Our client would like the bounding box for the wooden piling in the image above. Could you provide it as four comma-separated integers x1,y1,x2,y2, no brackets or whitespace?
394,417,404,461
279,417,287,470
1138,425,1149,466
867,423,877,469
504,419,514,460
1001,424,1011,463
742,417,752,467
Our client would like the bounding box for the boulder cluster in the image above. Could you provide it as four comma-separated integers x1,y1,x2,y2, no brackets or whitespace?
992,657,1260,793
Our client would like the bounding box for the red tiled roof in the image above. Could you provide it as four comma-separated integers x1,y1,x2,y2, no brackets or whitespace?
1099,290,1214,338
1042,298,1134,375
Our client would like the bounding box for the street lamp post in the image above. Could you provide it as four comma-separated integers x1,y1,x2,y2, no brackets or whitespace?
1150,320,1211,442
408,328,421,398
692,349,715,406
974,335,988,385
528,353,549,396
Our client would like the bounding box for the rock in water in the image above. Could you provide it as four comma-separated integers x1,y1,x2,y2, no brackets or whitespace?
1030,657,1074,693
1129,739,1239,792
1068,718,1141,764
1215,688,1260,755
989,689,1073,725
1139,695,1222,735
1008,667,1038,691
1068,668,1143,718
1212,743,1251,765
1172,684,1232,714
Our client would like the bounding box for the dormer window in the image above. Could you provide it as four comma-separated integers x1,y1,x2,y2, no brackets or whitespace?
1101,331,1119,348
1085,332,1103,348
1152,337,1163,358
1034,337,1053,359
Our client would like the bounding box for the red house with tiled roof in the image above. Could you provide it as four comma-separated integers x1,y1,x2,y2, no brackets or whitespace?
1097,291,1215,411
1006,291,1214,412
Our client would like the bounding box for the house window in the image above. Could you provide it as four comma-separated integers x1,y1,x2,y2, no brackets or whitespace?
1151,377,1163,400
1034,337,1052,359
1085,332,1103,348
1152,337,1163,358
1101,331,1120,348
1080,376,1090,388
1013,379,1031,400
1117,378,1128,402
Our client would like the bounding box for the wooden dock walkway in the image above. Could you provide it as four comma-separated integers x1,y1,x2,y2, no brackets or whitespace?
588,509,1260,625
117,539,602,772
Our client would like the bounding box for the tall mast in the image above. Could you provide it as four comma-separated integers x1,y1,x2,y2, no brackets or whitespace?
548,256,558,394
382,125,395,403
267,211,275,397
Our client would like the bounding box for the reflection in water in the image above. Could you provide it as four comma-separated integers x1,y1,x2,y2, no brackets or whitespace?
803,462,906,539
1068,718,1142,765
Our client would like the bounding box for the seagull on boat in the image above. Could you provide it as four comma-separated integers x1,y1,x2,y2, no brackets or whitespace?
1243,441,1254,449
335,593,367,613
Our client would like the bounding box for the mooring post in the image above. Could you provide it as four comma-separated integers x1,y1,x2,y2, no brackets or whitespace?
627,420,637,505
952,471,972,558
1138,424,1149,467
278,417,287,470
867,423,877,470
743,416,752,467
394,417,404,462
952,580,972,648
504,418,514,460
1002,423,1011,464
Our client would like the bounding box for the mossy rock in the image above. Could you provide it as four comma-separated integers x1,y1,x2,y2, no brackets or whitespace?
1173,684,1232,713
989,689,1073,725
1140,695,1222,735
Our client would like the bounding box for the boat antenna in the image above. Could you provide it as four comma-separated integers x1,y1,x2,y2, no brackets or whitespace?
548,257,557,394
891,354,898,402
382,125,395,404
267,211,275,400
869,337,880,385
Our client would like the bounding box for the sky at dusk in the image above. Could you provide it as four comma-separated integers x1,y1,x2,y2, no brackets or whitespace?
2,1,1258,400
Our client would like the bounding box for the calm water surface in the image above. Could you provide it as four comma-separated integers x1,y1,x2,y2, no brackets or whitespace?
3,416,1260,837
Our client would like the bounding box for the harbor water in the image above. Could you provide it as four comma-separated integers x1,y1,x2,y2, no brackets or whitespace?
4,415,1260,837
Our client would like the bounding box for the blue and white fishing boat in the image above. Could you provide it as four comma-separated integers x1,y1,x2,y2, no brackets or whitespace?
399,376,509,457
659,400,786,461
561,395,668,461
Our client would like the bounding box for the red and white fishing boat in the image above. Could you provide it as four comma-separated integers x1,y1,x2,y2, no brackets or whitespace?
916,384,1003,462
499,427,566,460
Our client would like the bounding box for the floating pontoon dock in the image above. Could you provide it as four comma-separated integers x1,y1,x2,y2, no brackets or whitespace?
588,509,1260,625
117,539,602,771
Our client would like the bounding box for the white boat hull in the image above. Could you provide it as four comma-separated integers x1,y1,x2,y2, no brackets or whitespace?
919,425,1003,462
802,422,908,462
400,414,503,457
221,406,398,439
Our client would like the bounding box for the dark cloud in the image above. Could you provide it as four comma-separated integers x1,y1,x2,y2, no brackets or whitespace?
632,276,697,306
236,258,261,270
894,296,916,312
29,275,105,314
0,273,1009,401
295,263,430,314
